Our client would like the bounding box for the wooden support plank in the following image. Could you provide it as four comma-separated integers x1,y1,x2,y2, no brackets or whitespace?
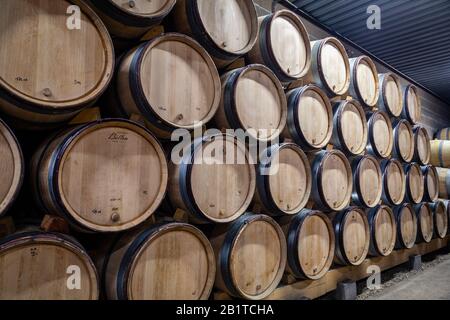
265,236,450,300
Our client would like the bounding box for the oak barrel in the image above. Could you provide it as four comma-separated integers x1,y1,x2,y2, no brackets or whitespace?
331,100,368,155
351,155,382,208
430,200,448,239
0,230,98,300
349,56,379,108
437,167,450,199
310,150,353,212
422,165,439,202
0,118,24,217
393,204,417,249
31,119,168,233
430,140,450,168
366,111,393,159
402,85,422,125
333,207,370,266
413,126,431,165
104,222,215,300
169,133,256,224
310,37,351,97
414,203,434,243
111,33,221,139
170,0,258,67
255,143,312,216
435,127,450,140
404,163,425,204
380,159,406,206
279,209,334,280
367,205,397,257
0,0,114,127
283,85,333,151
392,119,415,163
210,213,287,300
378,73,403,117
215,64,287,143
87,0,176,39
246,10,311,82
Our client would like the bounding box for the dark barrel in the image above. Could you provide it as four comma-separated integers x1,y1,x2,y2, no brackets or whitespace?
430,200,448,239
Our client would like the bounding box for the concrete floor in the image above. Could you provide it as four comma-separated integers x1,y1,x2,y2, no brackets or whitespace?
368,259,450,300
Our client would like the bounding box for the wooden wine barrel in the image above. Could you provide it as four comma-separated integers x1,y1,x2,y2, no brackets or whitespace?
0,230,98,300
380,159,406,206
246,10,311,82
422,165,439,202
170,0,259,68
215,64,287,143
104,222,215,300
402,85,422,125
210,213,287,300
349,56,379,108
430,140,450,168
112,33,221,139
404,163,425,204
378,73,403,117
283,85,333,150
169,133,256,224
310,37,351,97
366,111,393,159
254,143,312,216
437,167,450,199
331,100,368,155
87,0,176,39
279,209,334,280
310,150,353,212
333,207,370,266
392,119,415,163
0,0,114,128
430,200,448,239
413,126,431,165
435,127,450,140
367,205,397,257
414,203,434,243
0,118,24,217
351,155,382,208
393,204,417,249
31,119,168,233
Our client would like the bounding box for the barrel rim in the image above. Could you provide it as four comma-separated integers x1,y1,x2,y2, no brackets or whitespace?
393,119,415,163
349,55,380,108
352,154,383,208
422,165,439,202
413,125,431,165
378,73,402,117
367,110,393,159
368,205,397,257
381,158,406,206
402,84,422,125
431,200,448,239
393,203,417,249
404,162,425,204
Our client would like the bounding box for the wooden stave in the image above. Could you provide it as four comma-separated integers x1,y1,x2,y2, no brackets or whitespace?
401,85,422,125
393,204,417,249
351,155,383,208
414,203,434,243
435,127,450,140
413,126,431,165
378,73,403,118
392,119,415,163
349,56,379,109
430,140,450,168
430,200,448,239
366,110,394,159
422,165,439,202
367,205,397,257
380,159,406,206
404,162,425,204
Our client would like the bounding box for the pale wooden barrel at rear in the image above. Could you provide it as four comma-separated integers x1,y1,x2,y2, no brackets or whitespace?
349,56,379,108
368,205,397,257
380,159,406,206
414,203,434,243
437,167,450,199
430,200,448,239
435,128,450,140
378,73,403,117
366,111,393,159
404,163,425,204
413,126,431,165
351,155,382,208
393,204,417,249
431,140,450,168
402,85,422,125
392,119,415,163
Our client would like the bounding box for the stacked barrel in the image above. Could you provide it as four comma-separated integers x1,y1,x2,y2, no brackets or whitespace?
0,0,447,301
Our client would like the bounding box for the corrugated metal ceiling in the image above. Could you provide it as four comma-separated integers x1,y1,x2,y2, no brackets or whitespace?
290,0,450,104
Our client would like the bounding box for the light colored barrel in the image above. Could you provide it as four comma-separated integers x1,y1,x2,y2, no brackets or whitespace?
366,111,393,158
310,150,353,212
279,209,334,280
210,213,287,300
0,118,24,216
349,56,379,108
435,127,450,140
215,64,287,143
283,85,333,150
104,222,215,300
87,0,176,39
31,119,168,233
333,207,370,266
378,73,402,117
393,204,417,249
404,163,425,204
0,230,98,300
368,205,397,257
112,33,221,138
331,100,368,155
430,200,448,239
0,0,114,128
414,203,434,243
402,85,422,125
437,167,450,199
171,0,258,68
255,143,312,216
392,119,415,163
422,165,439,202
351,155,382,208
169,133,256,224
310,37,351,97
431,140,450,168
246,10,311,82
413,126,431,165
380,159,406,206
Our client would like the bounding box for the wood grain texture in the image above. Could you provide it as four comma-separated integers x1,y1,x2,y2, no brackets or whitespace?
405,163,425,204
416,203,434,243
353,155,382,208
403,85,422,125
367,111,393,158
395,204,417,249
414,126,431,165
378,73,403,117
382,159,406,206
432,201,448,239
393,120,415,163
349,56,379,108
369,206,396,257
